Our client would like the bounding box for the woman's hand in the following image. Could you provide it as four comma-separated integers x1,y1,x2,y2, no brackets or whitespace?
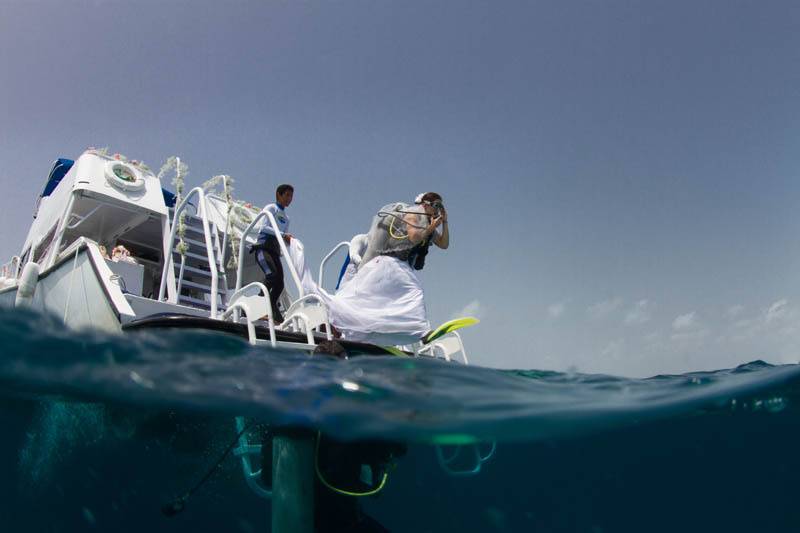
431,209,449,249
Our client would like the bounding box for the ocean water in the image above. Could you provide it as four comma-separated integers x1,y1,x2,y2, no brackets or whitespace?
1,307,799,532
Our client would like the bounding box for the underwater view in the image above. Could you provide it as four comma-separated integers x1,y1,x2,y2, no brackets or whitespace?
1,307,799,532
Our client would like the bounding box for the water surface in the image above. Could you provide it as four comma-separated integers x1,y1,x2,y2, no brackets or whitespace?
1,308,798,532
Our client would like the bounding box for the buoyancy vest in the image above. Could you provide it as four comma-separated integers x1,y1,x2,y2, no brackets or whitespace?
407,238,432,270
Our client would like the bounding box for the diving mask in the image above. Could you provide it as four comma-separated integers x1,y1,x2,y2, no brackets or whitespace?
427,200,444,212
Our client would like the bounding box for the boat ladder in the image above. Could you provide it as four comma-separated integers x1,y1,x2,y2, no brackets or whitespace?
158,187,227,317
169,209,229,311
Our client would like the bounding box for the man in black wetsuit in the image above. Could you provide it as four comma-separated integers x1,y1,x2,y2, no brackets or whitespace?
252,184,294,323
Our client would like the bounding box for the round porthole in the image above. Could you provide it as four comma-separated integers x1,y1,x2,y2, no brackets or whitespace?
105,161,145,192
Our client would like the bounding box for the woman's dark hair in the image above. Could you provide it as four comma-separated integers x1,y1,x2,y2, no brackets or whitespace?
420,192,442,204
276,184,294,196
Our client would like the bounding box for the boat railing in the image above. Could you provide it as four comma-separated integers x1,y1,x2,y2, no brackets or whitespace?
157,187,220,318
0,256,21,280
65,205,103,230
318,241,349,290
234,211,304,320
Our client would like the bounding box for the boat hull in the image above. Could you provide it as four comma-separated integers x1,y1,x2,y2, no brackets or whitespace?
122,314,404,356
0,242,130,333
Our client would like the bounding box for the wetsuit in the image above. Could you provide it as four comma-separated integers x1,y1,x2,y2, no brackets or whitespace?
253,202,289,322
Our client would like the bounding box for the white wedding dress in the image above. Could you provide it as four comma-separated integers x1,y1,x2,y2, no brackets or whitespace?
285,239,430,345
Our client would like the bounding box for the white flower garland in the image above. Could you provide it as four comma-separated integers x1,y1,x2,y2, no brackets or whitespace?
200,175,260,270
158,156,190,256
227,200,262,269
222,176,241,269
202,175,236,268
85,146,152,173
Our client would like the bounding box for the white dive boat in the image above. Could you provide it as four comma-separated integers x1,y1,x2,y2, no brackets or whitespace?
0,150,237,329
0,148,483,532
0,148,472,358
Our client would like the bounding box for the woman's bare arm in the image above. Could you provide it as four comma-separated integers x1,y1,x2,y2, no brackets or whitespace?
407,211,448,247
433,217,449,249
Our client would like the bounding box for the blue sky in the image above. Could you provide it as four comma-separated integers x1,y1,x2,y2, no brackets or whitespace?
2,1,799,376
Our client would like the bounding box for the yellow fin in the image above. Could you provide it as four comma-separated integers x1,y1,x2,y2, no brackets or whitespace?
424,317,479,344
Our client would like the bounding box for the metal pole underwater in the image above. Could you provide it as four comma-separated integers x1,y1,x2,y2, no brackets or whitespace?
271,430,315,533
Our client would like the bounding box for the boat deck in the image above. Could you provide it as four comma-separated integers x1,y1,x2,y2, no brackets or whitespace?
122,313,405,356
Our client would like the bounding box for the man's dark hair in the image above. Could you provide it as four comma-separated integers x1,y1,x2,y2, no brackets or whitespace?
276,184,294,196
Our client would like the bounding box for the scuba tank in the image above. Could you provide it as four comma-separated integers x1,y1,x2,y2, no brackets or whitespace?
359,203,428,267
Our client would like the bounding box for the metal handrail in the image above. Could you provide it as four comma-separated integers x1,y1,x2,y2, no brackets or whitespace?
235,211,304,303
317,241,349,290
66,205,102,230
45,191,77,269
1,256,21,279
158,187,220,318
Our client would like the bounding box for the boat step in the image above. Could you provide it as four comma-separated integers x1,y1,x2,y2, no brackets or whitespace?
181,236,221,249
178,295,227,310
169,209,217,224
173,249,219,262
180,224,218,237
180,279,227,294
175,263,223,277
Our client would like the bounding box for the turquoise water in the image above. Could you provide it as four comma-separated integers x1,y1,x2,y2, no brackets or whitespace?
1,307,799,531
